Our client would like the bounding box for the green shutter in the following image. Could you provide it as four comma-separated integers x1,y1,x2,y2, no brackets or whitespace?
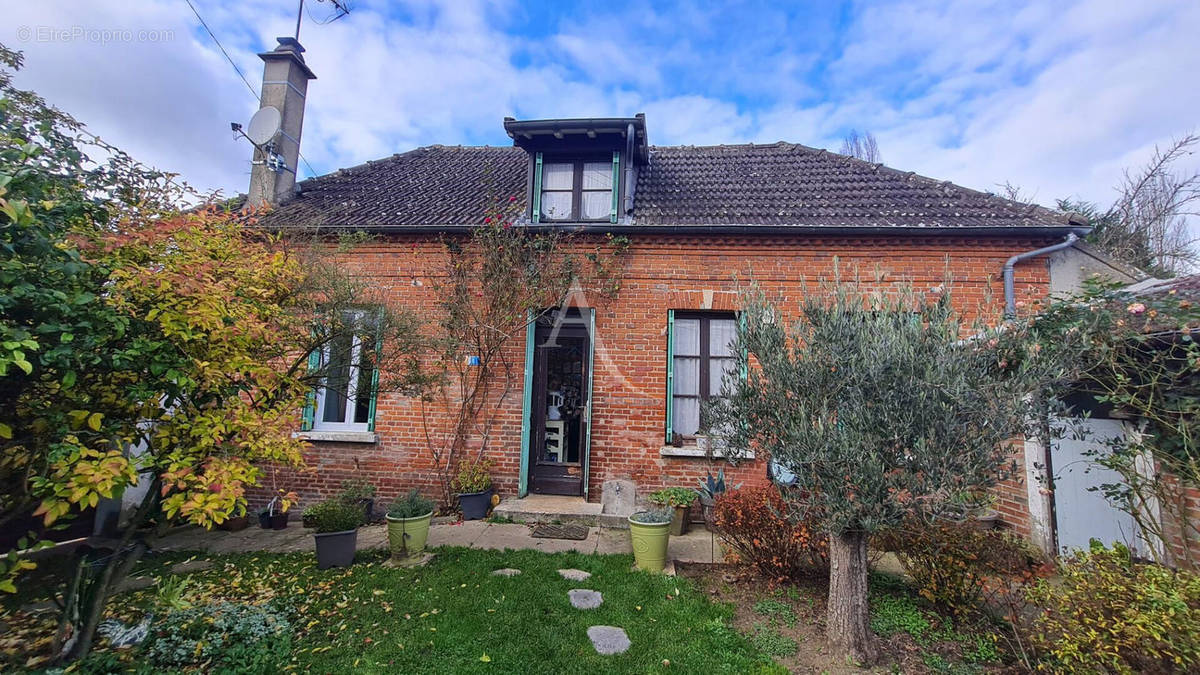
665,309,674,444
531,152,543,224
583,308,596,498
738,311,748,382
518,312,536,497
610,151,620,224
366,326,383,432
301,346,320,431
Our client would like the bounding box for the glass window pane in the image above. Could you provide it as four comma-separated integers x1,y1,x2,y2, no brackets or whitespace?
674,318,700,356
709,357,736,397
710,319,737,357
542,162,573,190
673,397,700,436
581,190,611,220
540,191,573,220
673,357,699,395
582,162,612,189
321,332,353,423
353,342,373,424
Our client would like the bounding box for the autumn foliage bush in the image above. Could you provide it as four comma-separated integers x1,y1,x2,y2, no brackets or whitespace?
877,520,1041,617
714,486,828,581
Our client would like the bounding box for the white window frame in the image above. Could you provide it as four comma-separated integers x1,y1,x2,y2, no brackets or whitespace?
313,310,372,433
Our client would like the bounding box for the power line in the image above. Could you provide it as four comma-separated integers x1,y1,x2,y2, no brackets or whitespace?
182,0,319,179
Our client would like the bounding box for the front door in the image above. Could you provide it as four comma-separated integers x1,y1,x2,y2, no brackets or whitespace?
528,309,591,496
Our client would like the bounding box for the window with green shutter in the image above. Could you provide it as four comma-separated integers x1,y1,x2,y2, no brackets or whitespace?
304,309,381,433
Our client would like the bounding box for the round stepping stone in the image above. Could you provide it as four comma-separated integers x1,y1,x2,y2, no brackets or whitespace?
169,560,214,574
557,568,591,581
568,589,603,609
491,568,522,577
587,625,631,654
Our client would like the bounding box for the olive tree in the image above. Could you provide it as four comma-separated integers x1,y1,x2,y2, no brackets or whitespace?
709,279,1060,663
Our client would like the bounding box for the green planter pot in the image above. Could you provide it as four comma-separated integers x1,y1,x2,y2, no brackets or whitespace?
386,511,434,559
628,515,671,572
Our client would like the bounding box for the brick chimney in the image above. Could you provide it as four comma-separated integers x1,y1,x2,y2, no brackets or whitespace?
247,37,316,207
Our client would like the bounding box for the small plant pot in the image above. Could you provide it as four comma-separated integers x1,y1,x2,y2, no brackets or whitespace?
669,506,691,536
218,515,249,532
628,516,671,572
302,513,317,529
269,512,290,530
457,488,493,521
972,509,1000,530
386,511,434,559
258,511,272,529
314,529,358,569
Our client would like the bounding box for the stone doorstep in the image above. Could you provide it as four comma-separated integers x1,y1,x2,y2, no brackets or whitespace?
491,495,631,529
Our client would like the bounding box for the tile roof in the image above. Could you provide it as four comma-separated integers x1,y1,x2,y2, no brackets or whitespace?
261,141,1079,232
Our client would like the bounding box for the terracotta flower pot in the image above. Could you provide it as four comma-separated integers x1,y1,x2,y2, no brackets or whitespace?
386,511,433,559
628,515,671,572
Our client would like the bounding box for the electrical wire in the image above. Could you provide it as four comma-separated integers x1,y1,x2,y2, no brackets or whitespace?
182,0,319,179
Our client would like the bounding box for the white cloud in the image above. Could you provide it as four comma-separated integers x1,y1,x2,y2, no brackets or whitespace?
5,0,1198,243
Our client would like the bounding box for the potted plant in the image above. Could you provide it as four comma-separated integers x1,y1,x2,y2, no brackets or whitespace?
217,510,249,532
649,487,698,536
696,468,739,532
451,458,493,521
386,489,436,559
629,507,673,572
258,490,298,530
948,490,1000,530
309,499,363,569
338,478,377,524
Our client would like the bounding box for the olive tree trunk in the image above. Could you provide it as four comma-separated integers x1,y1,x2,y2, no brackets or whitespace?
826,529,877,665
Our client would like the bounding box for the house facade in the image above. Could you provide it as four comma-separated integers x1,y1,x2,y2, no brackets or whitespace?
242,37,1153,556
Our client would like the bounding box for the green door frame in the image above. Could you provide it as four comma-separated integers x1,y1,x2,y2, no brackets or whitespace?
518,308,596,498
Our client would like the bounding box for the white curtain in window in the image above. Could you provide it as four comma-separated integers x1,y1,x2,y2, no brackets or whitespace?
673,398,700,436
710,319,737,356
581,191,610,219
582,162,611,189
674,319,700,356
673,358,700,395
709,357,736,396
542,163,574,190
540,192,572,219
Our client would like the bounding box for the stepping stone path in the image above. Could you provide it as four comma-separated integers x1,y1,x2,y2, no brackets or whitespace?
557,568,591,581
568,589,603,609
587,625,631,655
491,568,522,577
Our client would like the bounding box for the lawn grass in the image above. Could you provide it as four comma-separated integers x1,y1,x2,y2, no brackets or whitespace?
13,547,784,673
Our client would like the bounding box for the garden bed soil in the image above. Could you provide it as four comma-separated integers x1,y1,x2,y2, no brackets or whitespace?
676,562,1007,674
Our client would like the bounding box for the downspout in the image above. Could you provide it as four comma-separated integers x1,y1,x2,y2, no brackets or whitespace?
622,122,636,216
1003,233,1077,318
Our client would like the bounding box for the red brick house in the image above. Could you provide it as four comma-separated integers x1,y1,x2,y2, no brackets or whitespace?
242,38,1150,552
252,110,1102,525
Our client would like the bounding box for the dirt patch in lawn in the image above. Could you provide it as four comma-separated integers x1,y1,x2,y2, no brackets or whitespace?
677,562,1008,673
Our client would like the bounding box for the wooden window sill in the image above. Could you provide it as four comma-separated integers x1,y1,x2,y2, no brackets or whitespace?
659,442,753,460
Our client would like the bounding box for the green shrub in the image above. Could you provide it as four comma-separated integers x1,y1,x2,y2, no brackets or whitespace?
337,477,376,502
648,487,698,508
630,507,673,524
388,489,435,519
1026,541,1200,673
306,499,363,533
450,457,493,493
143,602,292,673
713,486,828,582
878,520,1036,616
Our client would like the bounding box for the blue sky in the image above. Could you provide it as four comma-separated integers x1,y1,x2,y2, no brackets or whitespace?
7,0,1200,224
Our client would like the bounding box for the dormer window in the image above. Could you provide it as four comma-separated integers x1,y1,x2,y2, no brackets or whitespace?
539,158,615,222
504,115,649,225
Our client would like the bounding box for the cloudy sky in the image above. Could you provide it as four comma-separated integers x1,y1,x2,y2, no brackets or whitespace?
7,0,1199,214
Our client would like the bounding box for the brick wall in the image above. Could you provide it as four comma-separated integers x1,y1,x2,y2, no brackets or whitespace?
249,232,1055,519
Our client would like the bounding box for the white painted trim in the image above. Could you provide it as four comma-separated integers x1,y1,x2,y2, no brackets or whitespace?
293,430,378,444
660,445,754,460
1023,435,1055,556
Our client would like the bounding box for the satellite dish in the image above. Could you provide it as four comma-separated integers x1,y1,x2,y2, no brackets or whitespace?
245,106,282,146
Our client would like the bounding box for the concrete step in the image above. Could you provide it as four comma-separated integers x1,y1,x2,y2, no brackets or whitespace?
492,495,631,529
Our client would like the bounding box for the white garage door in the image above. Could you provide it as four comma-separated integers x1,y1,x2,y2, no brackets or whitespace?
1052,417,1147,556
